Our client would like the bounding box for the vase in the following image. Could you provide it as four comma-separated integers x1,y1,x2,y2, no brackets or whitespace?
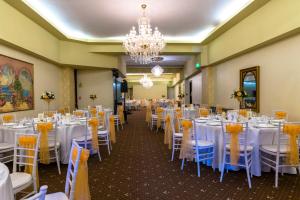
42,99,52,111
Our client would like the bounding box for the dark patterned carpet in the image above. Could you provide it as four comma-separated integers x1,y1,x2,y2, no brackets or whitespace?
29,110,300,199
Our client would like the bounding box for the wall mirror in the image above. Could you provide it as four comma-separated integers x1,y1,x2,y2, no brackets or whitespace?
240,66,260,112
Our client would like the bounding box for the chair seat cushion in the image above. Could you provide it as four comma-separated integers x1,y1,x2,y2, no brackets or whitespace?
173,133,183,137
98,130,109,135
190,140,214,147
45,192,68,200
152,115,158,118
225,144,253,151
260,144,288,153
74,135,92,142
0,143,14,150
10,172,32,189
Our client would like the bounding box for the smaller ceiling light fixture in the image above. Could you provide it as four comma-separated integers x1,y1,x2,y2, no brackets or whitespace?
139,74,153,88
151,65,164,77
151,56,164,77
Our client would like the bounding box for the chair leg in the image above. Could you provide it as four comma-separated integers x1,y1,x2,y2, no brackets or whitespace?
97,150,102,162
171,140,175,161
220,152,226,182
245,155,252,189
275,166,279,188
196,159,200,177
107,137,111,155
181,158,185,170
55,148,61,175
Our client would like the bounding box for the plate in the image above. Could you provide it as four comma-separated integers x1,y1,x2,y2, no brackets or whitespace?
12,125,28,129
206,122,221,126
255,124,276,128
3,123,17,126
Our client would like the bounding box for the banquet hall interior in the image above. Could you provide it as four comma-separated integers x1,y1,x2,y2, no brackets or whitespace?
0,0,299,199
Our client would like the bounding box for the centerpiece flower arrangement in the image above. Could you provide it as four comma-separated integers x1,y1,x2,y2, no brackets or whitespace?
177,93,185,100
41,91,55,111
231,89,247,108
89,94,97,105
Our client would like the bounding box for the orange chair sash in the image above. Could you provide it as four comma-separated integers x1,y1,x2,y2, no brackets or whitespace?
109,115,116,143
98,112,106,128
90,109,97,117
226,124,243,165
118,106,125,124
199,108,209,117
179,120,194,161
19,136,39,188
283,124,300,165
164,115,172,149
72,147,91,200
239,109,248,118
146,105,151,123
156,107,164,129
275,111,287,120
37,122,53,164
74,111,84,117
88,118,99,150
3,114,14,123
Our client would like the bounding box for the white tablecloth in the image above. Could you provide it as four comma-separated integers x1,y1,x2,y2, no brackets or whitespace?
195,123,278,176
0,124,86,164
0,163,14,200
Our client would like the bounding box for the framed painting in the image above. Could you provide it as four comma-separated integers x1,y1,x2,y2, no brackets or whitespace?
240,66,260,112
0,54,34,113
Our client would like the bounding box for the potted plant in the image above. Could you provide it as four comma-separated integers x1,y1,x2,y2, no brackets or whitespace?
231,89,248,108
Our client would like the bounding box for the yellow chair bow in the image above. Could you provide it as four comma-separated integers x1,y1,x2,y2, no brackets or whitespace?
216,106,223,114
74,111,84,117
239,109,248,118
72,147,91,200
199,108,209,117
19,136,39,188
109,115,116,143
156,107,164,129
283,124,300,165
275,111,287,120
88,118,99,151
98,112,106,128
226,124,243,165
37,122,53,164
3,114,14,123
118,106,125,124
164,115,172,149
179,120,194,161
175,111,182,132
145,105,152,124
45,112,55,118
58,108,65,115
90,108,97,117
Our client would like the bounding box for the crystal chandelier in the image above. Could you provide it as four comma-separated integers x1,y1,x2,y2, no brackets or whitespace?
139,74,153,88
123,4,165,64
151,64,164,77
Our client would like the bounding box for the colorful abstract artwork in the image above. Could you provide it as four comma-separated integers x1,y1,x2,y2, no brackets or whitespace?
0,54,34,113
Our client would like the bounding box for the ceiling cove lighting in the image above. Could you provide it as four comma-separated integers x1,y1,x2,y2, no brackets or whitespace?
22,0,253,43
123,4,165,64
216,0,254,23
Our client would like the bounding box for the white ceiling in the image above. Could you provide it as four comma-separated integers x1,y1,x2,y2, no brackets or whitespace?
23,0,253,43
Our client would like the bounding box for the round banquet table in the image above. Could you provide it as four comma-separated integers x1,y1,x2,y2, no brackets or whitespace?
195,122,294,177
0,123,86,164
0,162,14,200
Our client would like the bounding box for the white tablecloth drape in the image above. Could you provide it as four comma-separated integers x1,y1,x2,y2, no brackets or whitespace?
0,163,14,200
195,123,278,176
0,124,86,164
